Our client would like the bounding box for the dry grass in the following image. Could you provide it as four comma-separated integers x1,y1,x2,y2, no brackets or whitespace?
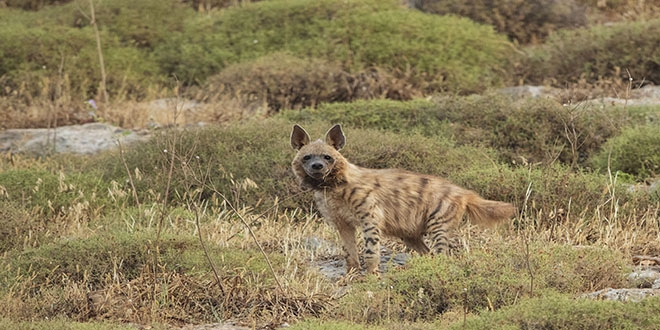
1,89,659,329
1,139,659,328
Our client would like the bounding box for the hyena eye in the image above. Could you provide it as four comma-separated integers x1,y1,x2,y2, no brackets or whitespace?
324,155,333,161
302,155,311,162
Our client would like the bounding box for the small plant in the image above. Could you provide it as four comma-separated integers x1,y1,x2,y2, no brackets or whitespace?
591,124,660,179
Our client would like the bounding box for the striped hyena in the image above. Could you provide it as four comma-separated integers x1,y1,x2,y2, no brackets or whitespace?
290,124,516,275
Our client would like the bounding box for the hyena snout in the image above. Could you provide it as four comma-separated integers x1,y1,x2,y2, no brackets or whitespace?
303,155,333,178
310,162,324,170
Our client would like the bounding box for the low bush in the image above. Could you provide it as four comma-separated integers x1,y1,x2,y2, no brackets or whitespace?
0,203,37,253
200,53,419,113
0,168,111,217
282,98,445,136
450,294,660,330
286,95,624,166
0,0,72,10
518,18,660,86
70,0,192,50
157,0,513,93
415,0,587,43
336,242,628,322
591,124,660,179
0,19,163,101
2,231,281,290
0,230,319,325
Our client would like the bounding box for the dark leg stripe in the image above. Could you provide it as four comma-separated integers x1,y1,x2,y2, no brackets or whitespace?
363,226,376,233
347,187,359,200
365,237,378,246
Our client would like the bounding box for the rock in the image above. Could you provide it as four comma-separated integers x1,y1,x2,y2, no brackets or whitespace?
312,246,410,281
583,288,660,302
628,267,660,288
0,123,149,156
631,85,660,99
497,85,561,99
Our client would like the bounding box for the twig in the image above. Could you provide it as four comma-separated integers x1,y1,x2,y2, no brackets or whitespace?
194,200,225,294
88,0,109,108
183,161,286,292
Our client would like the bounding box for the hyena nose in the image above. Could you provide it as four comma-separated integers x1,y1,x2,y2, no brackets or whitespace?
311,162,324,170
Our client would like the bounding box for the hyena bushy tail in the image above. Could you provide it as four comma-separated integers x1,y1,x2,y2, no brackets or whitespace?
464,192,516,226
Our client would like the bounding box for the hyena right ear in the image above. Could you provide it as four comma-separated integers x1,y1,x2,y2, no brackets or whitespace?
325,124,346,150
290,124,311,150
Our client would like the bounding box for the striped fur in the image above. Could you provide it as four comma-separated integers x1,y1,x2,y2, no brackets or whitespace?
291,124,516,274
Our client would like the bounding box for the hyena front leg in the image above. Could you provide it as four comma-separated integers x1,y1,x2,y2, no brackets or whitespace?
335,221,360,273
361,219,381,274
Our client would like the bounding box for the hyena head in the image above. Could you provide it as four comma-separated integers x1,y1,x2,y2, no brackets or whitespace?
290,124,348,189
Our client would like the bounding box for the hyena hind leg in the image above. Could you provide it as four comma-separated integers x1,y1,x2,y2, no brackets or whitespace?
426,219,461,255
402,237,431,255
426,202,464,255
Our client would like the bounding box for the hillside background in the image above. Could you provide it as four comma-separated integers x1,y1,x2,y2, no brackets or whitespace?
1,0,660,128
1,1,660,329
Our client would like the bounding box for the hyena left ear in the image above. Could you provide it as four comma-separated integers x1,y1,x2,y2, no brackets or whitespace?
290,124,311,150
325,124,346,150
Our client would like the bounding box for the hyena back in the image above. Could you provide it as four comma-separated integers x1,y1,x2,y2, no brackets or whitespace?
290,124,515,274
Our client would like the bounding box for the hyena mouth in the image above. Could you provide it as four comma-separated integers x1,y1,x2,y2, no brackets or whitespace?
305,170,329,180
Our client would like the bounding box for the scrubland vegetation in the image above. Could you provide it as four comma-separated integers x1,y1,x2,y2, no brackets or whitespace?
1,0,660,329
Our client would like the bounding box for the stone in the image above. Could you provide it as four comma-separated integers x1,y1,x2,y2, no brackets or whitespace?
0,123,149,156
583,288,660,302
628,267,660,288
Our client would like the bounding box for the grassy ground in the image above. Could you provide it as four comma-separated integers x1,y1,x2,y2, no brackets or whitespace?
2,1,660,329
1,93,659,329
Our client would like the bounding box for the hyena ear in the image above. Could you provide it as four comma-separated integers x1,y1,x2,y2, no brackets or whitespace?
290,124,311,150
325,124,346,150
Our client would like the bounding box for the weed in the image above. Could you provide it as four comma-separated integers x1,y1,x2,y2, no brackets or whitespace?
591,124,660,179
449,293,660,330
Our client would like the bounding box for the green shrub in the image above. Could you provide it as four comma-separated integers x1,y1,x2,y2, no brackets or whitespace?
337,243,628,322
433,94,625,166
450,294,660,330
71,0,192,49
0,168,111,217
201,53,419,113
0,203,36,253
0,318,134,330
591,124,660,179
415,0,587,43
0,19,162,100
519,18,660,86
285,95,624,166
0,0,72,10
1,231,281,290
289,320,384,330
95,119,298,209
282,98,446,136
157,0,513,92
